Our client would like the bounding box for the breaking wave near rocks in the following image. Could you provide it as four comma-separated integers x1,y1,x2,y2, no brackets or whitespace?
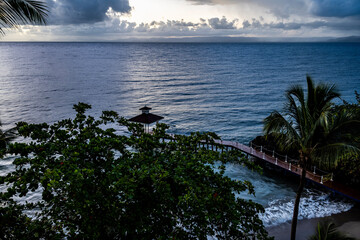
260,188,354,227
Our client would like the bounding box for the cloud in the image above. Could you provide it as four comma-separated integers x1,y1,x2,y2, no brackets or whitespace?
137,20,204,33
47,15,359,39
187,0,360,18
186,0,308,19
242,17,360,31
47,0,131,24
101,16,237,34
242,18,262,29
186,0,238,5
8,15,359,42
208,17,238,29
307,0,360,17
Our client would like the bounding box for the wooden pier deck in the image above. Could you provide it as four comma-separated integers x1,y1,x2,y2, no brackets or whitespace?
210,139,360,202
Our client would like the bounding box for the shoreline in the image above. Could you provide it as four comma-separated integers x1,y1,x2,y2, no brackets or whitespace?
266,205,360,239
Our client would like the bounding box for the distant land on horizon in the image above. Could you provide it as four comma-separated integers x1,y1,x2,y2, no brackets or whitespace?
2,36,360,43
126,36,360,43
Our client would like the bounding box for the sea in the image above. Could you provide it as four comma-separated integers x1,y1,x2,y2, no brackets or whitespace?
0,42,359,227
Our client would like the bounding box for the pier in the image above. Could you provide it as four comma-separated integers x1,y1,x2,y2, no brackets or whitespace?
198,138,360,202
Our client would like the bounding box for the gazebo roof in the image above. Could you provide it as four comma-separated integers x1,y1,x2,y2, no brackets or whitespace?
129,106,164,124
128,113,164,124
139,106,152,111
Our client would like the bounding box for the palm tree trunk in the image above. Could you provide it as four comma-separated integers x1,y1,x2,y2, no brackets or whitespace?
290,156,307,240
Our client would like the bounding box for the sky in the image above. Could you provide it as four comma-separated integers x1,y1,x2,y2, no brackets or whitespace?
3,0,360,41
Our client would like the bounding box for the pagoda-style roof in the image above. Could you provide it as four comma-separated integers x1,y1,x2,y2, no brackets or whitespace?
129,106,164,124
139,106,152,111
128,113,164,124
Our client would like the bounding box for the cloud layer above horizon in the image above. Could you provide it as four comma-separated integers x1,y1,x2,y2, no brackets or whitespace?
4,0,360,41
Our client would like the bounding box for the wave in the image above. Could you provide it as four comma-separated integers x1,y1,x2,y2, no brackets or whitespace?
260,188,354,227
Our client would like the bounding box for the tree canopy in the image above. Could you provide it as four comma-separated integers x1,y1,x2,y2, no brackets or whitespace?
1,103,271,239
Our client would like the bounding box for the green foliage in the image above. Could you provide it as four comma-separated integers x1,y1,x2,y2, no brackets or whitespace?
331,91,360,187
263,76,360,240
263,76,360,168
335,152,360,188
308,220,355,240
1,103,271,239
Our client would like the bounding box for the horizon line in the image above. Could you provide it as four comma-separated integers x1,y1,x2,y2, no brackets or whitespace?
1,36,360,43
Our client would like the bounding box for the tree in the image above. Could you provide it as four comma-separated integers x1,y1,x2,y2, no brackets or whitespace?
263,76,360,240
1,103,271,239
308,220,355,240
0,0,48,35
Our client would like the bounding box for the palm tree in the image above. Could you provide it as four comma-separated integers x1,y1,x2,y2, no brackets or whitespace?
308,220,355,240
0,0,48,35
263,76,360,240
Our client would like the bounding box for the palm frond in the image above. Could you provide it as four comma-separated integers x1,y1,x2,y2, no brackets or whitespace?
0,120,17,150
8,0,47,24
264,76,359,168
285,84,314,142
307,75,316,116
0,0,48,35
285,84,305,116
0,1,19,34
318,83,340,108
314,143,359,168
263,111,301,150
308,220,356,240
325,110,360,144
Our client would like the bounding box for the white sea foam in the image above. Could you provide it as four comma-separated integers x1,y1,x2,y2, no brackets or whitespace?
260,188,354,227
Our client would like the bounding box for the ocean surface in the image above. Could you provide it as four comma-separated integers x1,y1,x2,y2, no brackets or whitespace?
0,42,359,227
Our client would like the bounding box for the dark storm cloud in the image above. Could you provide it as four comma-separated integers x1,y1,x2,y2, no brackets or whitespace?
47,0,131,24
186,0,360,19
308,0,360,17
185,0,308,19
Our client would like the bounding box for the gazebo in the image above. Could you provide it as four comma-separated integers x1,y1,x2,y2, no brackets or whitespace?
128,106,164,133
